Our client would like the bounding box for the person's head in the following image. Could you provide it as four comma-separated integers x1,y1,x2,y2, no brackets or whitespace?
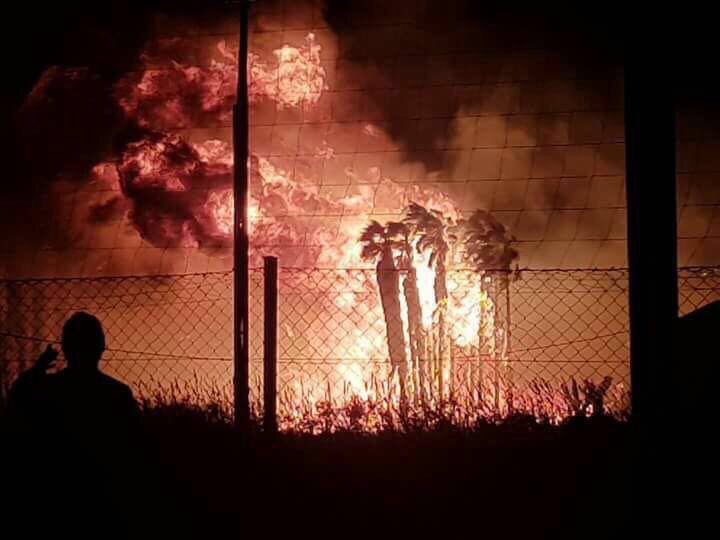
62,311,106,370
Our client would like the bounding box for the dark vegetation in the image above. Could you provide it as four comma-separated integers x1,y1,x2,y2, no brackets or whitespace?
2,395,630,539
134,401,631,539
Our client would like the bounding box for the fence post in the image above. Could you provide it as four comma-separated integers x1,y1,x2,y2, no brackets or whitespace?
232,0,251,431
0,282,7,408
493,277,501,413
263,256,278,434
504,274,513,413
624,42,677,427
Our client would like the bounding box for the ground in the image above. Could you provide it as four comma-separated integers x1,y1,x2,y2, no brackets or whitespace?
140,407,630,538
2,403,630,539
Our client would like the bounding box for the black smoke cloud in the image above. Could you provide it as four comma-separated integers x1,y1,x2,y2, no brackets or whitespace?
323,0,624,172
2,2,153,253
2,1,242,255
5,0,720,270
322,0,720,165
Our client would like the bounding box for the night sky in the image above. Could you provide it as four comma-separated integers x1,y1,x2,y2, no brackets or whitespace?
2,1,719,277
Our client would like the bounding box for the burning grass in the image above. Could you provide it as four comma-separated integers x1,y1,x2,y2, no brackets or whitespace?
132,373,629,435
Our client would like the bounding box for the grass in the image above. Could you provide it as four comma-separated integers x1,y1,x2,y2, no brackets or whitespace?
1,379,631,539
134,398,630,539
134,373,630,434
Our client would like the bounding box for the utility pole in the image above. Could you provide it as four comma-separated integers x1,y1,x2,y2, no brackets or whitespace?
624,29,678,429
233,0,251,430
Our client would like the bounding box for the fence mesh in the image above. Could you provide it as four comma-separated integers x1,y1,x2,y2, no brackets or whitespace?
1,266,718,422
0,272,239,402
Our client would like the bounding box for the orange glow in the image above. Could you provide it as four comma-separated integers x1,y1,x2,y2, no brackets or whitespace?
205,189,233,235
96,32,509,414
264,33,327,109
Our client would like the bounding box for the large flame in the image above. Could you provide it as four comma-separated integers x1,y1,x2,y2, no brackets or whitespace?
91,32,499,411
260,33,327,109
118,33,327,129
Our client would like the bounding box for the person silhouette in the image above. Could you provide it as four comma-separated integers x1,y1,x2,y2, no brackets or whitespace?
6,311,140,539
8,311,139,430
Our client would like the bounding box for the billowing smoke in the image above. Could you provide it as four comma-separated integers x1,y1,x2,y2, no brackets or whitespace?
6,1,630,274
115,33,327,131
11,0,720,275
87,28,466,269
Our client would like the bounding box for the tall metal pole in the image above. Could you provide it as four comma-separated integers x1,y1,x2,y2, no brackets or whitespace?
624,24,678,527
233,0,251,430
263,256,278,434
624,40,678,428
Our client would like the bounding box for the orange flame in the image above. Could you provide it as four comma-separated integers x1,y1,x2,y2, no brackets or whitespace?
95,32,507,413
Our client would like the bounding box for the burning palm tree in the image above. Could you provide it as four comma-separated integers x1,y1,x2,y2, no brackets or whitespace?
461,209,518,281
360,221,408,404
460,209,518,408
404,202,459,399
393,222,427,403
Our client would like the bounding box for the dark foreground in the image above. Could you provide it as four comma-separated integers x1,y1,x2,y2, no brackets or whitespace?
2,404,630,539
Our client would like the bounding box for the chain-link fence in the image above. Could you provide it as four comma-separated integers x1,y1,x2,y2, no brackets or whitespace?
2,266,719,421
679,266,720,315
271,267,632,420
0,272,245,406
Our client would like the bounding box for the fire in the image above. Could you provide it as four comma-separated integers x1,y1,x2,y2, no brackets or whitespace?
118,33,327,129
120,134,198,189
111,33,451,269
415,251,437,329
90,31,508,414
205,190,233,235
262,33,327,109
448,277,485,348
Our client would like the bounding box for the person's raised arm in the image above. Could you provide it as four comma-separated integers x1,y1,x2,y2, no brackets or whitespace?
7,345,58,415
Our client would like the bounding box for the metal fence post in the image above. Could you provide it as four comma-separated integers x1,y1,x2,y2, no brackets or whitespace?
505,274,513,413
263,256,278,434
233,0,251,431
624,45,677,427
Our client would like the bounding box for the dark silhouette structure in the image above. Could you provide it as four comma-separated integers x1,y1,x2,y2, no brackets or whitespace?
6,312,140,539
676,300,720,418
624,37,678,429
8,311,138,429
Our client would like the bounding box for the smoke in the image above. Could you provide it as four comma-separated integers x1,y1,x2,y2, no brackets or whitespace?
102,29,348,267
2,1,627,273
323,1,622,168
2,1,155,259
7,0,720,276
85,17,458,270
317,1,632,268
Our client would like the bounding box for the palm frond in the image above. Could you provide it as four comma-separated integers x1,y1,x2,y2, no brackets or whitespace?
359,220,385,243
360,243,382,261
385,221,407,238
461,209,518,271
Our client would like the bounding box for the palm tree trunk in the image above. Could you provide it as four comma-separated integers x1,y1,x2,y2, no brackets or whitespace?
475,273,487,404
403,266,425,404
435,258,449,401
425,316,435,401
376,247,408,405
